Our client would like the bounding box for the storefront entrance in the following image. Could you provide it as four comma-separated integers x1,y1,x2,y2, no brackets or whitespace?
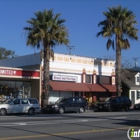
0,80,31,99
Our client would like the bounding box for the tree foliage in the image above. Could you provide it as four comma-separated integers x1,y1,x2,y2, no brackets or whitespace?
0,47,17,59
97,5,138,96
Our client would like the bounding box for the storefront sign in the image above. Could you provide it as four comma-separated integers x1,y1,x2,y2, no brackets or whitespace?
52,75,77,82
0,68,40,78
0,69,16,75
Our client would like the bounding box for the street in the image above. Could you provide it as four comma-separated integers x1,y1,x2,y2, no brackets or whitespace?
0,110,139,140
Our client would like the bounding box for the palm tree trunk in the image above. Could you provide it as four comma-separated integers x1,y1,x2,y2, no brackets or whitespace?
43,43,50,105
116,35,122,96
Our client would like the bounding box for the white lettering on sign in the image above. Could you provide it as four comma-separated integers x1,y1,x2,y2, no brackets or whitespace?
0,70,16,75
52,75,77,82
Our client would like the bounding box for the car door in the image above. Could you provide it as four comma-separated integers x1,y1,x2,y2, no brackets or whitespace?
64,98,73,111
110,97,118,110
79,97,87,109
120,97,125,109
114,97,122,110
8,99,21,113
71,97,79,111
20,99,29,113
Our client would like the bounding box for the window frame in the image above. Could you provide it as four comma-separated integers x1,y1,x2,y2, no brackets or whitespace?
86,75,92,84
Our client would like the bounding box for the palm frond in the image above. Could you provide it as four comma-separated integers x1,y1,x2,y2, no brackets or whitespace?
97,5,138,51
125,38,130,48
106,38,112,50
24,9,69,52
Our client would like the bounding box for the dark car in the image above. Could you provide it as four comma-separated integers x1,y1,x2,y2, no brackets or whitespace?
93,96,131,112
42,97,88,114
134,103,140,110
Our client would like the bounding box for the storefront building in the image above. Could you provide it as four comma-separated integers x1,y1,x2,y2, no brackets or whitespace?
44,53,116,104
0,67,40,99
0,52,116,104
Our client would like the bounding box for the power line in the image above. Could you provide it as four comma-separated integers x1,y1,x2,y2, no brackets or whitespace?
132,57,140,67
67,46,75,55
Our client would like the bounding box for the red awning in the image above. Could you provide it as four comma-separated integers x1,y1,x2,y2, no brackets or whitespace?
50,81,90,92
101,84,116,92
86,84,106,92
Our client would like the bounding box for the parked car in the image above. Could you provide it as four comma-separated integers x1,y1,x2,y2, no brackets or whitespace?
0,98,41,116
93,96,131,112
134,102,140,110
42,97,88,114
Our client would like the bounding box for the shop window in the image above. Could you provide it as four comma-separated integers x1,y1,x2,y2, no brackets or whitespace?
97,76,110,84
74,92,79,97
0,81,15,98
15,82,23,98
23,82,31,98
0,81,31,99
86,75,92,83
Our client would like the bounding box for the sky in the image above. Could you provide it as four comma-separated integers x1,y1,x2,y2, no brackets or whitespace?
0,0,140,66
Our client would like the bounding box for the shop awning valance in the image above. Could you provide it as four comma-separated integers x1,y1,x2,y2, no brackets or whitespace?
50,81,90,92
86,84,106,92
50,81,116,92
101,84,116,92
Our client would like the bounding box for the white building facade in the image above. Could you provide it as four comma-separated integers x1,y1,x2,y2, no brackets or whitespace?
0,53,116,105
43,53,116,104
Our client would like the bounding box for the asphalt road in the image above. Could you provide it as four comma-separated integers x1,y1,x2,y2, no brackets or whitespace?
0,110,140,140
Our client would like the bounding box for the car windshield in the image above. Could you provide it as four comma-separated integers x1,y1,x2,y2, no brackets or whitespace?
2,99,13,104
0,99,6,104
105,97,111,102
55,98,67,104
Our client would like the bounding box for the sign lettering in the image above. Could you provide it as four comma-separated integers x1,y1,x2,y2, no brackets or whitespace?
52,75,77,82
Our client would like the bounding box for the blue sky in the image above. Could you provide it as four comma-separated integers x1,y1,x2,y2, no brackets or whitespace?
0,0,140,66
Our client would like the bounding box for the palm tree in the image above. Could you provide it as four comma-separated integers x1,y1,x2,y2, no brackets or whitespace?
97,5,138,96
24,9,69,106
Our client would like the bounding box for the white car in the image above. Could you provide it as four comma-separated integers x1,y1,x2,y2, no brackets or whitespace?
0,98,41,115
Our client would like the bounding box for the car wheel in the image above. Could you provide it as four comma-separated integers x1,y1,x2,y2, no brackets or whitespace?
28,108,35,115
79,107,85,113
124,106,129,111
108,106,113,112
59,107,64,114
0,108,7,116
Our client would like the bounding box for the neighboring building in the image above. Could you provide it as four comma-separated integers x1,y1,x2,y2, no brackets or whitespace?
0,67,40,99
0,52,116,104
122,68,140,105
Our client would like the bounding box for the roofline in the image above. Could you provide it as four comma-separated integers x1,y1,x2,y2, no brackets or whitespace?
0,66,39,72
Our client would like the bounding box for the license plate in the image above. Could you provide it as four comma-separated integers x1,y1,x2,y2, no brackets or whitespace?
99,106,102,109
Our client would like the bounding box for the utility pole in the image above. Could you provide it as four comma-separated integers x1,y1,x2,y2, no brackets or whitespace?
67,46,75,55
132,57,140,68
